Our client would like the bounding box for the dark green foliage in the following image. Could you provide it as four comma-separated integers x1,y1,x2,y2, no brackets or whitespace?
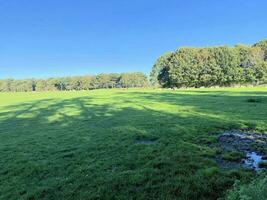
221,152,245,162
152,40,267,88
150,52,172,87
258,161,267,168
247,97,262,103
0,72,148,92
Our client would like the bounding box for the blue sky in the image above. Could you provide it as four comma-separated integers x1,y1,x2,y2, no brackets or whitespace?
0,0,267,79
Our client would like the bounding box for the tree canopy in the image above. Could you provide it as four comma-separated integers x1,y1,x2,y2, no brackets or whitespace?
0,72,148,92
151,40,267,88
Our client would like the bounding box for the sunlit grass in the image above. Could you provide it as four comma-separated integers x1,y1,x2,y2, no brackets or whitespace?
0,87,266,199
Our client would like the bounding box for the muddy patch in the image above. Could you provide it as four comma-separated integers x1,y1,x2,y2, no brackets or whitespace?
214,130,267,171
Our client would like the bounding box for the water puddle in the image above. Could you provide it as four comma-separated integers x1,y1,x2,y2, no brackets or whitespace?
243,152,263,171
213,130,267,171
135,139,155,145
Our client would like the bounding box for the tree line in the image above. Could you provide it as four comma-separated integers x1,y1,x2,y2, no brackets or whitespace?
0,72,148,92
150,40,267,88
2,40,267,92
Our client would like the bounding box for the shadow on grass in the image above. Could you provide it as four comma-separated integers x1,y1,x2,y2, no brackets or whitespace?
0,90,265,200
123,90,267,130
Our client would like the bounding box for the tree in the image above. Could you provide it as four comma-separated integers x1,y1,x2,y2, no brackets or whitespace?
119,73,131,88
96,74,112,88
35,79,47,91
150,52,172,87
154,40,267,88
253,39,267,61
0,79,13,92
80,76,93,90
0,72,149,92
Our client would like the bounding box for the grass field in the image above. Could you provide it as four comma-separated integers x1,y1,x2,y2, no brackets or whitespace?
0,87,267,200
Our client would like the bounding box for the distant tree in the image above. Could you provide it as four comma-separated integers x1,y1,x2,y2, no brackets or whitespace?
119,73,131,88
0,79,13,92
0,80,3,91
46,78,57,91
109,73,121,88
35,79,47,91
150,52,172,87
131,72,148,87
80,76,93,90
95,74,112,88
254,60,267,84
253,39,267,61
117,72,147,88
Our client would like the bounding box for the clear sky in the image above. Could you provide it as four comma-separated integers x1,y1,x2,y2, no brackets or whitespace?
0,0,267,79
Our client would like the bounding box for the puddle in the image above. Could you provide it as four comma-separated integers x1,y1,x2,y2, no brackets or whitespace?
243,152,263,170
213,130,267,171
135,139,155,145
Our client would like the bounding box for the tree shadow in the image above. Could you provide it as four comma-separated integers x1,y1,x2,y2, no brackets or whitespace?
0,91,263,199
124,90,267,131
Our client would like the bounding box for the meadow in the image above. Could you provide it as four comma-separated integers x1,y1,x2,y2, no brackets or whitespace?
0,87,267,200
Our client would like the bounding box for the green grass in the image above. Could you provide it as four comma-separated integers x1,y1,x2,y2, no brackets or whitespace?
221,152,245,162
225,175,267,200
0,87,267,200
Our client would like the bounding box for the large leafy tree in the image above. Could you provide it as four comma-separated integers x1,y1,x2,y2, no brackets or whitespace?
253,39,267,61
150,52,172,87
154,40,267,88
